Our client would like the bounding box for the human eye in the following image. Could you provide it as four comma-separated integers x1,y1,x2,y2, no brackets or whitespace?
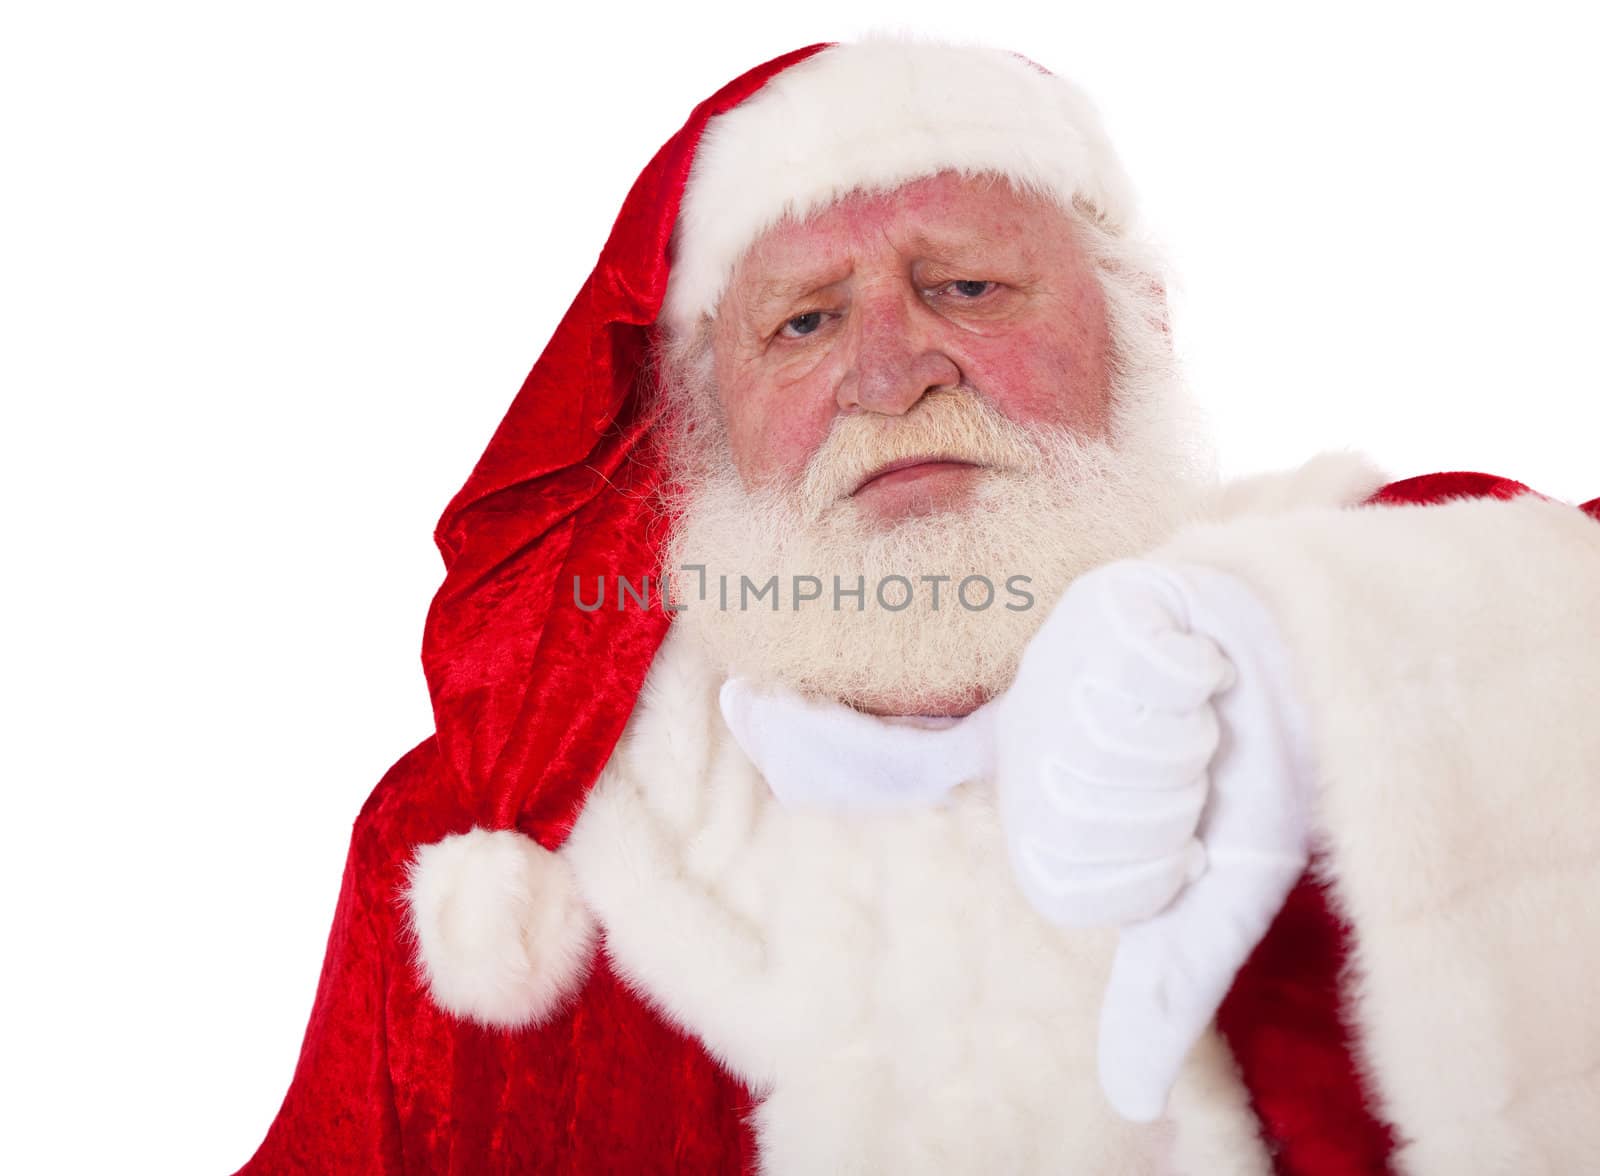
777,310,828,339
943,279,996,299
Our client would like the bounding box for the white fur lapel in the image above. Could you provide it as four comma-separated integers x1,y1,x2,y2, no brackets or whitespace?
1154,475,1600,1174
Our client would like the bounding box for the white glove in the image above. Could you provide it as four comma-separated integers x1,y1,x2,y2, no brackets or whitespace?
995,561,1230,928
992,558,1316,1122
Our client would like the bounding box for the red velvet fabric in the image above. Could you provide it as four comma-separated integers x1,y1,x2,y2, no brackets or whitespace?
234,34,1600,1176
419,43,829,850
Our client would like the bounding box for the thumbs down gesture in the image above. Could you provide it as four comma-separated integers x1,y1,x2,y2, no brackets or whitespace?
995,558,1317,1123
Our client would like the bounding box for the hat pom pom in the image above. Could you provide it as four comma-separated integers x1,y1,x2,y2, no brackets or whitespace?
404,827,597,1028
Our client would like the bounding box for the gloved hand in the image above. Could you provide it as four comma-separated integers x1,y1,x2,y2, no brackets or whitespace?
993,558,1316,1123
995,560,1231,928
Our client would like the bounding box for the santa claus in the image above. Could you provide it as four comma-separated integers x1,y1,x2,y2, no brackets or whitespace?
237,36,1600,1176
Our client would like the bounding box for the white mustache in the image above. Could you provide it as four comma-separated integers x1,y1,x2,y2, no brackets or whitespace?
793,387,1051,519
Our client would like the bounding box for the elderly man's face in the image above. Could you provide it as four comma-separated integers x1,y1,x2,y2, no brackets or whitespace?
710,171,1115,524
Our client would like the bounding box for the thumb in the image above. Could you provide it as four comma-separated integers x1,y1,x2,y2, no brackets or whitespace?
1095,559,1316,1120
1097,850,1304,1121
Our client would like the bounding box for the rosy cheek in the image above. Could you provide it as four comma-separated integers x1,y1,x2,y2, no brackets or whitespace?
966,330,1109,430
722,369,831,486
750,357,844,480
765,413,832,483
964,339,1048,417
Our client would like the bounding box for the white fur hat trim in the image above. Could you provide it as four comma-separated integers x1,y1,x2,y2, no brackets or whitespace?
661,35,1138,335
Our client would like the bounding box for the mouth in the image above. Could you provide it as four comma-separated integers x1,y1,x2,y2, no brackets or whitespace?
850,456,983,497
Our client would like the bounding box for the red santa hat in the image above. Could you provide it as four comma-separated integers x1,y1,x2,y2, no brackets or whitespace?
404,35,1144,1029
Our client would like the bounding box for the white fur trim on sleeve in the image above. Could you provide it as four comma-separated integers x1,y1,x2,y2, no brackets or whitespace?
661,34,1138,335
404,827,598,1029
1153,491,1600,1174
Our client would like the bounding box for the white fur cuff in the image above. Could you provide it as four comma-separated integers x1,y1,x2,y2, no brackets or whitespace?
1153,492,1600,1172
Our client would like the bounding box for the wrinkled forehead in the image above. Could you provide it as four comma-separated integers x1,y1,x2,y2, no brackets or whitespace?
741,171,1070,266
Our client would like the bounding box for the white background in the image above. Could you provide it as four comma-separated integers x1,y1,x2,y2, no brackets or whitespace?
4,1,1597,1171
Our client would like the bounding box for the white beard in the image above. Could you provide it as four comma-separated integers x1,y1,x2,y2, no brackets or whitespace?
662,338,1217,714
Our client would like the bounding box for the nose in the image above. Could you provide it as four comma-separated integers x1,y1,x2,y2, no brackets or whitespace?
835,284,962,416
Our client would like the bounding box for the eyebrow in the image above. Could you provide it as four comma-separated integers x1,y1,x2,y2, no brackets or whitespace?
748,273,843,315
744,230,1025,320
